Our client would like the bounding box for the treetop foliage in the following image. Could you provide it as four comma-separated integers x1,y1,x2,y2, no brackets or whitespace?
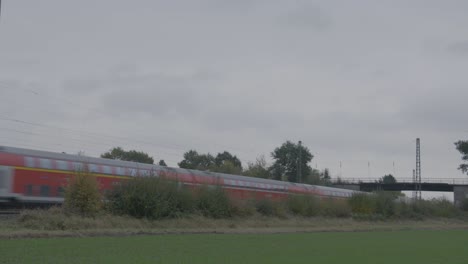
380,174,397,184
455,140,468,174
269,140,313,183
178,150,243,174
101,147,154,164
64,167,101,216
243,156,270,179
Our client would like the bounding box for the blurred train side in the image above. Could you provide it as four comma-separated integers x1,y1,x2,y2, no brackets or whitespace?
0,146,359,205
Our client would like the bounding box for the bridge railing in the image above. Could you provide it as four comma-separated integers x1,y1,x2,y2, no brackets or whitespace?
331,178,468,185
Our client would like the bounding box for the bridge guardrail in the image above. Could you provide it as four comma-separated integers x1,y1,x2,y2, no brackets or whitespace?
331,178,468,185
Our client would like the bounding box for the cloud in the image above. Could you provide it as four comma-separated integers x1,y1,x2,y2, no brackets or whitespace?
447,41,468,54
277,2,332,30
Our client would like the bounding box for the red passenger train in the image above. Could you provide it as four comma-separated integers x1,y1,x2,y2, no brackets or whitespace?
0,146,359,205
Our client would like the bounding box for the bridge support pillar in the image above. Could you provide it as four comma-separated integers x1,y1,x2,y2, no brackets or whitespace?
453,186,468,207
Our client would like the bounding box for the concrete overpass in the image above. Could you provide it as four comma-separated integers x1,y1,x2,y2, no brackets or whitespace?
331,178,468,207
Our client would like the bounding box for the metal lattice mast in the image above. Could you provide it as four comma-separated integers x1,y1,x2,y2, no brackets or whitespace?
415,138,422,200
412,169,417,200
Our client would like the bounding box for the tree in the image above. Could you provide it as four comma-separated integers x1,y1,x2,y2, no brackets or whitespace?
244,155,270,179
377,174,403,199
101,147,154,164
215,151,242,169
158,160,167,166
379,174,397,184
178,150,215,171
455,140,468,174
269,141,313,183
212,160,243,175
320,168,332,185
178,150,243,174
304,168,322,185
64,166,101,216
304,168,331,186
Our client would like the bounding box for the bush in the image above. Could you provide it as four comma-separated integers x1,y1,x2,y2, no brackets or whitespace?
287,195,319,217
106,177,193,220
195,187,233,218
394,201,421,219
413,199,459,218
320,199,352,218
64,168,101,217
374,192,396,217
255,199,286,217
461,198,468,212
348,193,375,215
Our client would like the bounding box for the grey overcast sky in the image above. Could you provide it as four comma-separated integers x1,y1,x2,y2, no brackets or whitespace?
0,0,467,182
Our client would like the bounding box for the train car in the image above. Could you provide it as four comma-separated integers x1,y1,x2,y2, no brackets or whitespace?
0,146,359,205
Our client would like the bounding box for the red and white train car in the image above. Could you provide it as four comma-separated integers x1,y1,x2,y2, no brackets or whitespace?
0,146,358,205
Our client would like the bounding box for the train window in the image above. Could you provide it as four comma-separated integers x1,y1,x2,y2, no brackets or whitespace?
116,167,125,175
39,159,52,169
102,166,112,174
56,160,68,171
25,185,33,195
129,168,137,176
25,157,35,168
88,164,98,173
40,185,50,197
73,162,83,171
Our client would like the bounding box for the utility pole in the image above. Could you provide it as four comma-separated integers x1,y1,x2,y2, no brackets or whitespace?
297,140,302,183
415,138,422,200
412,169,416,200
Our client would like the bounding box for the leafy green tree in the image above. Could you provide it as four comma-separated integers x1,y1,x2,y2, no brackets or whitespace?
178,150,243,174
158,160,167,166
303,168,331,186
243,156,270,179
64,167,101,216
379,174,397,184
269,141,313,183
304,168,322,185
320,168,332,185
178,150,215,170
378,174,403,198
212,160,243,175
215,151,242,170
101,147,154,164
455,140,468,174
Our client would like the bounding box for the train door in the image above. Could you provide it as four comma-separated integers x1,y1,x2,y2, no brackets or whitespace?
0,166,12,198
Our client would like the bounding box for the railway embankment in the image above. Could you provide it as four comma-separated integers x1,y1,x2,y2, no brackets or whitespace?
3,175,468,239
1,208,468,239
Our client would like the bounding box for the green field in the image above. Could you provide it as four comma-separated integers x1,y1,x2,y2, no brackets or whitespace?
1,230,467,264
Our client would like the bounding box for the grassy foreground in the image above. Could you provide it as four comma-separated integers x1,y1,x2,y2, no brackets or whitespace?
1,230,468,264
